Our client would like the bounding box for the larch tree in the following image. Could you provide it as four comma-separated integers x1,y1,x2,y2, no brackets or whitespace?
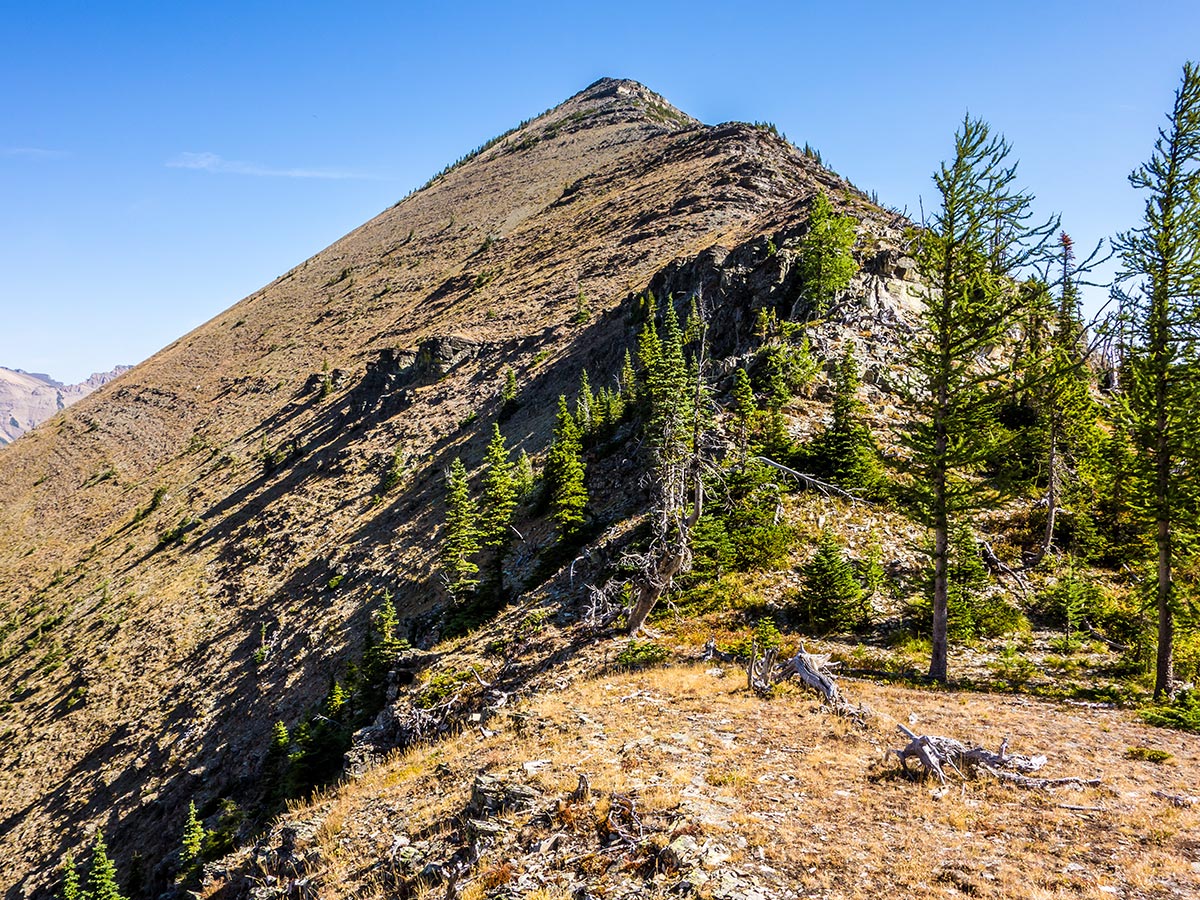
1112,62,1200,700
900,115,1056,682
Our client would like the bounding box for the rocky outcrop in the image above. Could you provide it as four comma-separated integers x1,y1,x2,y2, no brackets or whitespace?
349,336,484,418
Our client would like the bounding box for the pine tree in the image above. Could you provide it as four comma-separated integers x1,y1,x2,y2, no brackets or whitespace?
797,190,859,318
683,294,702,347
818,346,882,492
324,680,348,718
179,800,205,882
761,346,793,455
60,854,80,900
900,116,1057,681
86,834,125,900
646,301,693,454
546,396,587,537
799,530,867,632
479,423,516,550
1113,62,1200,699
440,457,480,602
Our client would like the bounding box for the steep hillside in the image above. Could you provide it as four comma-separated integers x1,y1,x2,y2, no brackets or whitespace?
0,79,915,896
0,367,129,446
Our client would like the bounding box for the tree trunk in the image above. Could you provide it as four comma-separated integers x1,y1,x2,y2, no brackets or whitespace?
930,517,949,682
930,361,950,683
626,551,686,634
1155,516,1175,700
1153,303,1175,702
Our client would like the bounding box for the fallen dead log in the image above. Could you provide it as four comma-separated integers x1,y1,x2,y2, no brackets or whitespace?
893,724,1099,789
1151,789,1198,807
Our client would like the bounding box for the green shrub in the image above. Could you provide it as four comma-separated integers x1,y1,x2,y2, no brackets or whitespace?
414,669,473,709
1139,689,1200,733
720,617,784,660
614,639,670,670
1124,746,1174,763
986,643,1037,689
157,516,200,549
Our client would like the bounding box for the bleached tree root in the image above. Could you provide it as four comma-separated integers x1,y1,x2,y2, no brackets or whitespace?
892,723,1099,789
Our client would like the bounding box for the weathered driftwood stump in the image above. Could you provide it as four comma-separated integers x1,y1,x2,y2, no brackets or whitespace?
749,643,869,723
892,723,1101,789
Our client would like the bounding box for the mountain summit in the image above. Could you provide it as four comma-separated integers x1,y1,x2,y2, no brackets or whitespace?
0,80,916,896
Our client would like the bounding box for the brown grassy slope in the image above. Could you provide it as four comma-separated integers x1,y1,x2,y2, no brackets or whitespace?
214,664,1200,900
0,78,882,896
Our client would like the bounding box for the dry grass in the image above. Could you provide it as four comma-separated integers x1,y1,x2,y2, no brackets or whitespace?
212,663,1200,900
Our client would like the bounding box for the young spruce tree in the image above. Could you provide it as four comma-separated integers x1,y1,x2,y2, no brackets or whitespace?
179,800,205,883
478,424,517,551
546,396,587,537
440,457,480,602
86,834,125,900
818,345,882,492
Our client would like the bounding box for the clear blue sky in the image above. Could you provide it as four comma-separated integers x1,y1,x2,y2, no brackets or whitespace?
2,1,1197,383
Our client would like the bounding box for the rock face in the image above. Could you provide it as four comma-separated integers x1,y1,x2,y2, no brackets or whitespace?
0,365,129,445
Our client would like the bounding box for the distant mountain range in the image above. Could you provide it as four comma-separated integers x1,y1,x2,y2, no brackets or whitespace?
0,365,130,444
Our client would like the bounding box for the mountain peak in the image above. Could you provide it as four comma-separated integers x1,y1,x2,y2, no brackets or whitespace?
522,76,697,138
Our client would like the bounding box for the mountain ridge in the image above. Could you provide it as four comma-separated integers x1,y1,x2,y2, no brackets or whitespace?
0,79,918,896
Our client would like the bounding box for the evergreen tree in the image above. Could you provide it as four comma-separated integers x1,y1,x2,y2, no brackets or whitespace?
761,346,793,455
324,680,348,718
179,801,205,882
575,369,594,436
818,346,882,492
899,116,1057,681
683,294,703,347
646,301,693,454
479,423,516,550
635,293,661,400
1113,62,1200,699
513,449,535,499
799,530,868,632
619,349,637,402
731,366,757,455
85,834,125,900
546,396,588,537
500,366,519,416
797,190,859,318
440,457,480,602
60,854,80,900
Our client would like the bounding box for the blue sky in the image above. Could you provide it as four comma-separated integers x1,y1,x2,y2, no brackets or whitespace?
2,1,1197,382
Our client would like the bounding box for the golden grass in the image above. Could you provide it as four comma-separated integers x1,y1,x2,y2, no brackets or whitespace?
205,663,1200,900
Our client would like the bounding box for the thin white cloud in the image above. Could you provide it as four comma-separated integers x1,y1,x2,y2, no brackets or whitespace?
3,147,68,159
166,151,371,180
